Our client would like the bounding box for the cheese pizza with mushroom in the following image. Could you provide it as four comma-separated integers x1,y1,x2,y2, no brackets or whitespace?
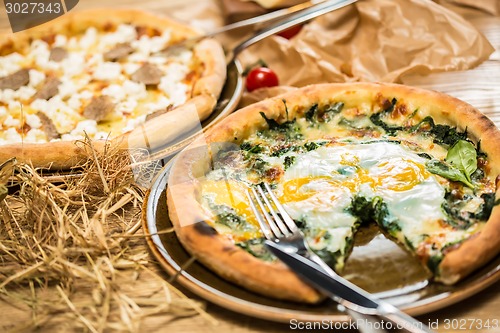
0,9,226,168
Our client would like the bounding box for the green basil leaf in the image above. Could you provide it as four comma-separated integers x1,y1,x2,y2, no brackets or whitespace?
445,140,477,183
426,159,474,188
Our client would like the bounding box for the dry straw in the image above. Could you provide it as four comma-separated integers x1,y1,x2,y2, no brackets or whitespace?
0,139,214,332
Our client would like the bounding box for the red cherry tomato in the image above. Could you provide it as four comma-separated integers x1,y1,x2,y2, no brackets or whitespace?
246,67,279,92
276,24,303,39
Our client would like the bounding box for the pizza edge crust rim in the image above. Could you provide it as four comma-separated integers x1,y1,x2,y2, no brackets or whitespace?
167,82,500,303
0,8,227,169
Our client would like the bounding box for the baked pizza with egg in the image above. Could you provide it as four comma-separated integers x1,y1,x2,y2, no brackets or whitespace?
0,9,226,168
167,82,500,303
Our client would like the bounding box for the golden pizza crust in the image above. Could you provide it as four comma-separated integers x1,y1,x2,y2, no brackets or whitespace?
0,9,227,169
168,82,500,302
166,141,322,303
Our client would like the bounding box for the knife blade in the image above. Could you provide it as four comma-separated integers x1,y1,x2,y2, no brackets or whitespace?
228,0,358,62
265,240,434,333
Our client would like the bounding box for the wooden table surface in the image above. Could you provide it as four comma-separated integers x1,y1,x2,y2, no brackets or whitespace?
0,1,499,332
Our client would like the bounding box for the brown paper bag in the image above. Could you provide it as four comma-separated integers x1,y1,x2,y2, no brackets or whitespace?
239,0,494,85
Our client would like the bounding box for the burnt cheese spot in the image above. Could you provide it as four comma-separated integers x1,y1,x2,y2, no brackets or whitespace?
193,221,218,236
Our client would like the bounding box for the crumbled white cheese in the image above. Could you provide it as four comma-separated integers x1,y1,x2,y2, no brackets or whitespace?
29,69,46,87
67,36,79,49
7,100,22,112
122,63,142,75
0,89,15,104
24,128,46,143
122,115,146,133
60,133,80,141
31,96,80,133
122,80,147,99
60,53,86,78
25,114,41,129
0,106,6,117
164,63,189,82
54,34,68,47
0,52,23,76
5,127,23,143
31,40,55,70
79,90,94,100
116,99,138,115
170,49,193,65
30,99,48,113
4,115,20,127
73,119,98,135
93,62,122,81
158,78,188,106
80,27,98,49
57,78,78,99
67,96,82,110
102,84,126,102
131,30,171,56
146,56,167,65
59,119,99,141
15,86,36,100
4,128,22,142
149,31,171,53
144,96,172,113
127,52,149,63
99,24,137,49
87,53,104,67
132,36,152,56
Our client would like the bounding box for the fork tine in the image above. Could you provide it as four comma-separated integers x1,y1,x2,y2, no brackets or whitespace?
263,183,299,233
246,188,281,240
256,185,291,237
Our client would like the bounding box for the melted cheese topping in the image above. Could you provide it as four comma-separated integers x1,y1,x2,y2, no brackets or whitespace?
279,143,447,253
0,24,198,144
200,136,491,271
195,95,496,274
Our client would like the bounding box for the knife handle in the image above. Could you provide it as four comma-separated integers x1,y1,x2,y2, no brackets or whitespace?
286,247,435,333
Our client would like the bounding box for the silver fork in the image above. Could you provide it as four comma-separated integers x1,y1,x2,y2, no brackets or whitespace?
246,183,434,333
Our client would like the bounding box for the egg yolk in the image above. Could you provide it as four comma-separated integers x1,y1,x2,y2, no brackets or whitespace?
200,180,258,227
281,176,331,202
279,158,429,203
372,159,430,191
200,154,430,243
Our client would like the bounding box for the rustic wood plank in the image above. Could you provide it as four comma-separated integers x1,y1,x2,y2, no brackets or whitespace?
0,2,499,333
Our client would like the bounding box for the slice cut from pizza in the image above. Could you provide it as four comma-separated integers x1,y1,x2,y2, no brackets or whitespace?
0,9,226,168
167,83,500,303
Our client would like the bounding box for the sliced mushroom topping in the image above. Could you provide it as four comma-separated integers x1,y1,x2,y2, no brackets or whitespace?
83,95,115,122
131,63,163,85
33,77,60,100
0,69,30,90
104,43,134,61
37,112,60,140
49,47,68,62
145,104,174,122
